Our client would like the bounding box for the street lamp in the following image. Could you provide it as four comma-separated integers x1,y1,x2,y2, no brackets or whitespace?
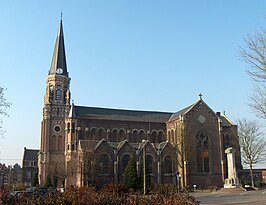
142,139,146,195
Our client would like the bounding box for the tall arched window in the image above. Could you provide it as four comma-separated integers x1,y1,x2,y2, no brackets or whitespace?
197,133,209,173
224,134,230,148
56,84,61,102
146,155,153,174
49,85,54,102
122,154,131,173
164,156,173,174
51,135,57,151
71,122,75,134
132,130,138,143
64,86,67,104
58,135,63,151
150,131,157,143
67,122,70,133
139,130,146,141
98,128,106,139
119,129,126,141
167,130,171,141
171,130,175,144
97,154,109,175
111,129,119,142
157,131,165,143
90,128,97,140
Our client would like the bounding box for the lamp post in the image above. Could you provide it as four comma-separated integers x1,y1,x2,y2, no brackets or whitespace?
142,139,146,195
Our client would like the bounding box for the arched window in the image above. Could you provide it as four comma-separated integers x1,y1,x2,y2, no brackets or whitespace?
49,85,54,102
224,134,230,148
122,154,131,173
97,154,109,175
67,122,70,133
111,129,119,142
167,130,171,141
171,130,175,144
57,108,60,116
71,122,75,134
146,155,153,174
51,135,57,151
64,86,67,104
164,156,173,174
118,129,126,141
58,135,63,151
98,128,106,139
132,130,138,143
197,133,209,173
90,128,97,140
139,130,146,141
157,131,165,143
56,84,61,102
150,131,157,143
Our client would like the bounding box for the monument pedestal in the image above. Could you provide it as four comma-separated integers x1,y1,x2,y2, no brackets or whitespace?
224,178,240,188
223,147,240,189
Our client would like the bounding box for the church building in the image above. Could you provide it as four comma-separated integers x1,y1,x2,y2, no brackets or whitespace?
38,20,242,189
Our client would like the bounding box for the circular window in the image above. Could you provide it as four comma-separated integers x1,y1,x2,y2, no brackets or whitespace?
54,125,61,133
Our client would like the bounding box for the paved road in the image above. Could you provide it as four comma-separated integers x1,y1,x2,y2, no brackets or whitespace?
191,190,266,205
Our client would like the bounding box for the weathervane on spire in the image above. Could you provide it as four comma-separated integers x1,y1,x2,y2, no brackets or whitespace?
60,12,63,21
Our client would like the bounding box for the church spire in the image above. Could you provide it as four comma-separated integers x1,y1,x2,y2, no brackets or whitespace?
49,18,68,76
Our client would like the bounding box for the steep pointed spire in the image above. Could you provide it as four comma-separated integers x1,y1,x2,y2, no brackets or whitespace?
49,18,68,76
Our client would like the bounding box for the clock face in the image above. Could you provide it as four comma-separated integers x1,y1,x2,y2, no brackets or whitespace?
56,68,63,74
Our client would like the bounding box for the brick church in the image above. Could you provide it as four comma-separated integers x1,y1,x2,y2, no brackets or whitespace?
38,20,242,189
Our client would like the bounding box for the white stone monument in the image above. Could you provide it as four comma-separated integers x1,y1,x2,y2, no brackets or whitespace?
224,147,240,188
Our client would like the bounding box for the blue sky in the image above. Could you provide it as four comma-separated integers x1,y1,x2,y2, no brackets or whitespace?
0,1,266,167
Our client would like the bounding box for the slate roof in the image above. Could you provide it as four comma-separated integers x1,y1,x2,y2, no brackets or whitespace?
74,105,173,123
79,140,172,152
23,148,39,161
168,104,195,121
49,19,68,76
220,115,235,127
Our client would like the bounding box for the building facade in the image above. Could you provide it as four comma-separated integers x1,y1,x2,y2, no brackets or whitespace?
38,20,242,189
22,147,39,186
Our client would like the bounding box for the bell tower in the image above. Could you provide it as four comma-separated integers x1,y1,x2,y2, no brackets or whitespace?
39,18,71,186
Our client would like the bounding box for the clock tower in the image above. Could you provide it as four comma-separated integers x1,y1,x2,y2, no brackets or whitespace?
38,19,71,186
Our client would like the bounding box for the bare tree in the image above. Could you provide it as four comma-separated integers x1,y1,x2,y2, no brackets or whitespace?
174,123,196,188
240,31,266,119
0,87,11,138
237,118,266,187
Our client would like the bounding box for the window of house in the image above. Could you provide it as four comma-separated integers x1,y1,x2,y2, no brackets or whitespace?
27,171,31,179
